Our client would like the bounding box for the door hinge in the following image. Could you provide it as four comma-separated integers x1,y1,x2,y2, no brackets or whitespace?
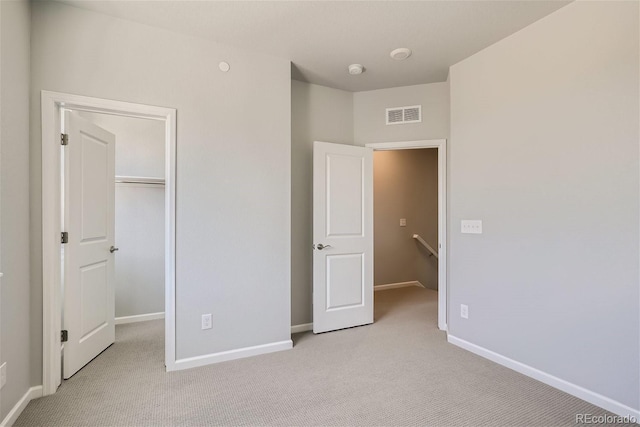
61,330,68,343
61,133,69,146
61,232,68,244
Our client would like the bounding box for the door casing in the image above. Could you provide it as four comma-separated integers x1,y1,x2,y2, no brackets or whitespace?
41,91,177,396
366,139,448,331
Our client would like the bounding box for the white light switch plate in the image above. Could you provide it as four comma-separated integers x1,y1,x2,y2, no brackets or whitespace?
461,220,482,234
400,218,407,227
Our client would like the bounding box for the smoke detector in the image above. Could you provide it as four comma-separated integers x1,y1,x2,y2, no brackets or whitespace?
390,48,412,61
348,64,364,75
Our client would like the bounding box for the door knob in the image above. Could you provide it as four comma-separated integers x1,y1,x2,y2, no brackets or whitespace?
109,246,119,253
316,243,332,250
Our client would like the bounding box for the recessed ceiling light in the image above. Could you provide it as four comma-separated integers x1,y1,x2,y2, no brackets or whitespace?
390,48,412,61
348,64,364,75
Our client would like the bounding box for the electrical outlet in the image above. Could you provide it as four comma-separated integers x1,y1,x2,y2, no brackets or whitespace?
0,362,7,389
460,304,469,319
400,218,407,227
461,220,482,234
201,314,212,330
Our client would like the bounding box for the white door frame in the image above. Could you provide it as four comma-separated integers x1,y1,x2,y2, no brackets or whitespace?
366,139,448,331
41,91,178,396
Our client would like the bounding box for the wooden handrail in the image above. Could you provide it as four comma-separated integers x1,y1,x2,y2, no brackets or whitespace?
413,234,438,259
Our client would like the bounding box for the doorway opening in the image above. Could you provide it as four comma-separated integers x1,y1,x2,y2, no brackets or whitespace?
372,148,439,321
61,110,166,379
76,111,166,324
41,92,177,396
366,140,447,331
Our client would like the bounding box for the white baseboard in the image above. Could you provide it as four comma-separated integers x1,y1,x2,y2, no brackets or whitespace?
447,335,640,420
291,323,313,333
172,340,293,371
374,281,424,291
115,312,164,325
1,385,43,427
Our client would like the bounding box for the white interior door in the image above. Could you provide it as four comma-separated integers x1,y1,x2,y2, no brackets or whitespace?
63,111,116,378
313,141,373,333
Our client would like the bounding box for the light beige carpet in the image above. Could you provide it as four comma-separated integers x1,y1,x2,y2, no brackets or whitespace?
16,287,626,426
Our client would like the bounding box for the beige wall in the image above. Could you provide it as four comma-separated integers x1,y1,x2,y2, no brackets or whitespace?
449,1,638,409
374,149,438,289
354,82,449,145
291,80,353,326
31,1,291,372
0,0,31,420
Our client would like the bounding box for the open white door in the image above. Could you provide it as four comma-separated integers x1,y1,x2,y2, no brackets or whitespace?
313,141,373,333
63,111,116,378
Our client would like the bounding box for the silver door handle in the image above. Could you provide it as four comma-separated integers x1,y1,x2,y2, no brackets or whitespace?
110,246,119,253
316,243,332,250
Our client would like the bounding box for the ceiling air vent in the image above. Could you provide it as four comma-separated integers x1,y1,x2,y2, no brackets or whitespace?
386,105,422,125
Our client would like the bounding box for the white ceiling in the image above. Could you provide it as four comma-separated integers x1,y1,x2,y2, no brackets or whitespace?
57,0,571,92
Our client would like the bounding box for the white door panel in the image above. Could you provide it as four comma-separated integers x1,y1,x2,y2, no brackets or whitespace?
63,111,116,378
79,136,109,239
313,141,373,333
327,154,364,236
326,253,364,309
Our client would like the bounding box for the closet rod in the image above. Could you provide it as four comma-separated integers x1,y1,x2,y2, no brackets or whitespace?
115,176,165,186
116,180,165,185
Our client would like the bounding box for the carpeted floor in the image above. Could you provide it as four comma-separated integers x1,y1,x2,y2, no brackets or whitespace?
16,287,624,426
